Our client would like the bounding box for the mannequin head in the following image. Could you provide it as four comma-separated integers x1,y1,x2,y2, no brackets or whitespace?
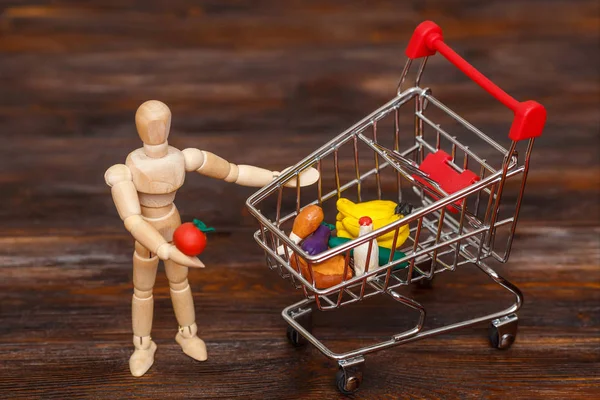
135,100,172,156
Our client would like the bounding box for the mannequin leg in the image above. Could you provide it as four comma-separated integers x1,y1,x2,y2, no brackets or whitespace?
164,259,207,361
129,241,159,377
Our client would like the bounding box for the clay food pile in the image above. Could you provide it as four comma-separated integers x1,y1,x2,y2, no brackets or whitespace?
284,199,412,289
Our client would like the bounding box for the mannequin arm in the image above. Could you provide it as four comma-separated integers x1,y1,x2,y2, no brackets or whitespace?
181,148,274,187
104,164,204,268
182,148,319,188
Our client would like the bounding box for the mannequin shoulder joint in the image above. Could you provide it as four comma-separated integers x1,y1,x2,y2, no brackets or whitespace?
105,164,133,187
181,148,205,172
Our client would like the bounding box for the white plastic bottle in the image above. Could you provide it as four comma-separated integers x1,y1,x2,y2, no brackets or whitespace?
353,216,379,278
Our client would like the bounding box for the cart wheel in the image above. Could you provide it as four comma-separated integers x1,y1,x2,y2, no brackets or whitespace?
336,368,362,395
489,313,518,350
286,325,307,347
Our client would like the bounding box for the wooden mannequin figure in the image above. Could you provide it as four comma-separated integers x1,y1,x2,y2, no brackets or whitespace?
105,100,318,377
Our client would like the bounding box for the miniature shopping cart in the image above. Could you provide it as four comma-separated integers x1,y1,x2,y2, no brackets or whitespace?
246,21,546,394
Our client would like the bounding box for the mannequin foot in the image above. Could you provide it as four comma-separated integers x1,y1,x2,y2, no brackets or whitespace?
129,335,157,377
175,323,207,361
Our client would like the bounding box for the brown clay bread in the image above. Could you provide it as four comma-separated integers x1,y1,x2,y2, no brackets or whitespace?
290,253,353,289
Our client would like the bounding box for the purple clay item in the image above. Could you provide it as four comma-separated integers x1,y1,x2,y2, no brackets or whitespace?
301,224,331,255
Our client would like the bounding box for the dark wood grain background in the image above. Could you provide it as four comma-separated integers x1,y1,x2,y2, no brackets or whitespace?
0,1,598,399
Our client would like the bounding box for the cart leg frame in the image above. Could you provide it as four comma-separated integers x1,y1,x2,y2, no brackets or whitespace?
282,260,523,392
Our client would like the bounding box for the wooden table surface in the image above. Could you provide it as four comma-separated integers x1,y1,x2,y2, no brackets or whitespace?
0,1,598,399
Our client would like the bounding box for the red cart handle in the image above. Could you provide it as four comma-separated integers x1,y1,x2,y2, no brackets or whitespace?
406,21,546,142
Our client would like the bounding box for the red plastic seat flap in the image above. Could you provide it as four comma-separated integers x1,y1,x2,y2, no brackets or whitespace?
413,150,479,213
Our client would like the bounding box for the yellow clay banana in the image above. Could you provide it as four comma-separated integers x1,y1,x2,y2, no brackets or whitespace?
339,214,398,237
341,215,404,240
376,228,410,249
336,224,409,249
334,198,411,249
336,198,398,221
335,224,353,239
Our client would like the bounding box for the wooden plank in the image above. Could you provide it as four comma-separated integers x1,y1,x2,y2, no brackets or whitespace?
0,0,598,398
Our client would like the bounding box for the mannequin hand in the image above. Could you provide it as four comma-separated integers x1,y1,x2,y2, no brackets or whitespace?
157,243,206,268
274,167,320,188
